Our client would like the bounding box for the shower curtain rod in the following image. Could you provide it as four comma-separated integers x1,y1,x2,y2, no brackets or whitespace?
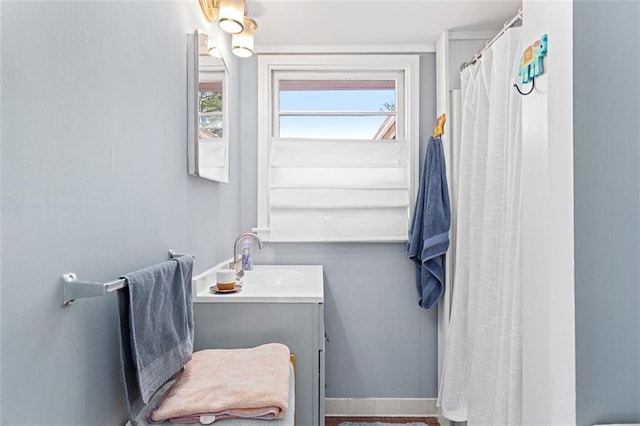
460,8,523,71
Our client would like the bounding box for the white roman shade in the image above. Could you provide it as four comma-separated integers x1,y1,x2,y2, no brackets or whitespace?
256,55,420,242
267,138,410,241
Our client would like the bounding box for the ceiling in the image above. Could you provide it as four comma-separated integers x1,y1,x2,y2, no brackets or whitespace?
247,0,522,50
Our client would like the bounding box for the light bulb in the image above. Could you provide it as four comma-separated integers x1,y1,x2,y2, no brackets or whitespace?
218,0,245,34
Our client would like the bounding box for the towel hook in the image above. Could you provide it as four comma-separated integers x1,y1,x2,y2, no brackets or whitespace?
514,77,535,96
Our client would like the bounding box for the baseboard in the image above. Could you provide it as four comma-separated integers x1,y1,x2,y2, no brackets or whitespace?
325,398,437,417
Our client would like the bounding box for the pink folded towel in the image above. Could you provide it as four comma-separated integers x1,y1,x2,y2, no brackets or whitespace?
149,343,291,424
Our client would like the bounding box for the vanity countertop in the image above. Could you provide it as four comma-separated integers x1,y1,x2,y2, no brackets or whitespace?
192,264,324,304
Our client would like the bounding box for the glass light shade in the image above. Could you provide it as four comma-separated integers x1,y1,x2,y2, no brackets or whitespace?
232,17,257,58
218,0,245,34
197,32,222,58
208,45,223,58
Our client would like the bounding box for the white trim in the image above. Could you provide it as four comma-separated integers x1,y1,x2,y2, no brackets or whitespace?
325,398,437,417
257,56,271,232
257,54,420,243
406,55,420,217
255,44,436,54
435,31,451,415
263,57,418,70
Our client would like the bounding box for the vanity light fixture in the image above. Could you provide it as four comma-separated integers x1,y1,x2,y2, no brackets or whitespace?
218,0,246,34
231,17,258,58
198,0,258,57
198,0,219,22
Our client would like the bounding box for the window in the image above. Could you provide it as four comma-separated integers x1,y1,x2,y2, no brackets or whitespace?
256,55,419,242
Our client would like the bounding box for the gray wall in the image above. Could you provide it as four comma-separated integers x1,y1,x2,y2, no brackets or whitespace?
1,3,441,422
1,2,241,423
239,55,439,398
574,1,640,425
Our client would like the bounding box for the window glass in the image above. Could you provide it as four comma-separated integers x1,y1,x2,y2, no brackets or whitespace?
280,115,396,140
279,80,396,112
278,79,397,140
199,80,223,139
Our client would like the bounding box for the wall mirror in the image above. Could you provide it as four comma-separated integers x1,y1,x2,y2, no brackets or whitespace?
187,29,230,183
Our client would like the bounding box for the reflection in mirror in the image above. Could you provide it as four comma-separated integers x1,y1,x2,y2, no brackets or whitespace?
187,29,229,183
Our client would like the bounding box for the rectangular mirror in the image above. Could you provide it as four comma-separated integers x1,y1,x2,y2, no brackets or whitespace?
187,29,229,183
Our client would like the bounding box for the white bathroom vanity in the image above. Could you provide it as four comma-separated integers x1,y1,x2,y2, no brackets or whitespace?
192,265,325,426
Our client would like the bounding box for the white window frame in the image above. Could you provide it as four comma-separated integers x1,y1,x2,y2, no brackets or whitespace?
255,54,420,242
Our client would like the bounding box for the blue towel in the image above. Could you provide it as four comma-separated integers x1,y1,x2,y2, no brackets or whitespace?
406,136,451,310
117,255,194,419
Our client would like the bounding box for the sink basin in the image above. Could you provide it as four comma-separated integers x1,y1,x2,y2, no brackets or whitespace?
193,264,323,303
243,269,306,287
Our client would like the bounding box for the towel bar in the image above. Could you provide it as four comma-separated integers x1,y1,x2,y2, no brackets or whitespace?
61,250,194,307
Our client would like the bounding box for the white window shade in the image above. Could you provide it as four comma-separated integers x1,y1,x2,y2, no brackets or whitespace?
267,138,410,241
269,189,409,209
269,208,410,242
270,139,407,167
256,55,420,242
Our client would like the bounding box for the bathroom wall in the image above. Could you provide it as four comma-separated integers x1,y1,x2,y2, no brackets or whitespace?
573,1,640,425
0,2,241,423
520,1,576,424
239,54,439,398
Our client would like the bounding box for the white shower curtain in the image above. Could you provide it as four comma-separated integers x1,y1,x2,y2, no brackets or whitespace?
438,27,523,426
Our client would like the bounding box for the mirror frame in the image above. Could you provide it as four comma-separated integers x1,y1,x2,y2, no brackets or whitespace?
187,29,230,183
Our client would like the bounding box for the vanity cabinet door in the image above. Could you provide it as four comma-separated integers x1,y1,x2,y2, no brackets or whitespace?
318,305,326,425
193,302,324,426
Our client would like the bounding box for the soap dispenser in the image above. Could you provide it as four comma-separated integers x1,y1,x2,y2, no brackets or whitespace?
241,238,253,271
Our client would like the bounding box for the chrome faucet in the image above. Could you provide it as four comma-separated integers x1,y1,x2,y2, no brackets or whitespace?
231,232,264,279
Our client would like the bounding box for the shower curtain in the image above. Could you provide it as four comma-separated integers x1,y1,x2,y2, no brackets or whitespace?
438,27,523,426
